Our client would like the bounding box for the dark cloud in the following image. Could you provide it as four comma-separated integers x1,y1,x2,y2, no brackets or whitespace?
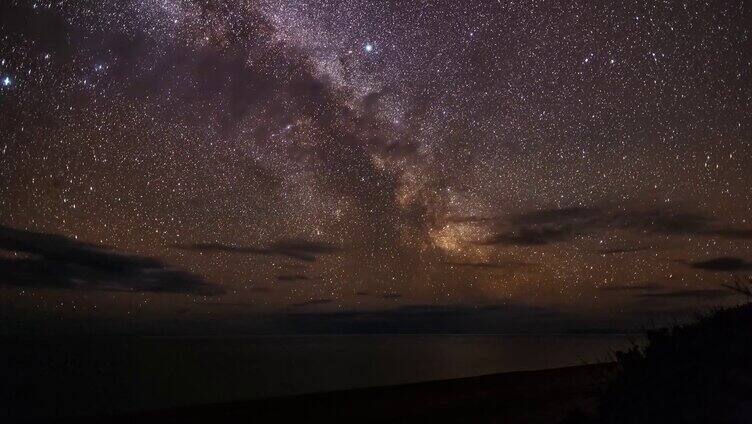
175,242,270,255
270,239,341,260
381,293,402,299
634,289,733,300
174,239,341,262
444,215,500,224
284,264,310,271
510,207,600,226
276,274,311,282
196,302,254,308
444,260,537,271
617,210,712,236
482,206,752,247
600,283,664,291
596,246,655,255
711,229,752,240
0,226,222,295
480,207,599,246
291,299,333,307
483,226,578,246
605,209,751,240
249,286,273,293
689,257,752,272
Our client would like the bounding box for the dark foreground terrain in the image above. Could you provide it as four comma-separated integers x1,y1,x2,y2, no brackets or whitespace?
53,363,616,424
575,302,752,424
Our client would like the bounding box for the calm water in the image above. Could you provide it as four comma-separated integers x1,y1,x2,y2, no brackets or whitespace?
1,334,639,421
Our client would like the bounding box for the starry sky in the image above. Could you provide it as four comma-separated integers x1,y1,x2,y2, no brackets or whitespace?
1,0,751,334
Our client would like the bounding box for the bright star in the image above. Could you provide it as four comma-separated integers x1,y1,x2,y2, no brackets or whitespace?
364,43,374,53
2,77,11,87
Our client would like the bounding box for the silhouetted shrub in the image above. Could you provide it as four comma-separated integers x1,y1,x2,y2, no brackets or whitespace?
585,295,752,423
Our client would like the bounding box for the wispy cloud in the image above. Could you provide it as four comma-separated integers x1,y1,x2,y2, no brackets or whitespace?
595,246,655,255
688,257,752,272
291,299,333,307
600,283,664,291
276,274,311,282
481,206,752,247
173,238,341,262
634,289,732,300
444,260,537,271
0,226,223,295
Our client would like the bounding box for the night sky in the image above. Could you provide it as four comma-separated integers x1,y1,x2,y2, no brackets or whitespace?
1,0,750,334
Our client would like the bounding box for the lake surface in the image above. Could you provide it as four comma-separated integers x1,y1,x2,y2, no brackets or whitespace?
1,334,640,421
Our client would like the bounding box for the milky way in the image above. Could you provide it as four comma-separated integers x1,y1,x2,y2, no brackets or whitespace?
0,1,750,332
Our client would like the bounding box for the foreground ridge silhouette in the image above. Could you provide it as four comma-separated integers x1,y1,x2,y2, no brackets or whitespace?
569,282,752,424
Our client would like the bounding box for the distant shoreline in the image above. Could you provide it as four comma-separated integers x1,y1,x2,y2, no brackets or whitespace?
1,332,644,340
